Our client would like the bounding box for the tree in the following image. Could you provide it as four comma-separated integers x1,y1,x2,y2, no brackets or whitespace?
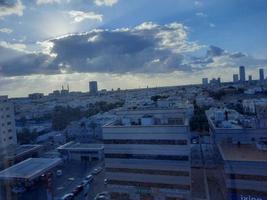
17,128,39,144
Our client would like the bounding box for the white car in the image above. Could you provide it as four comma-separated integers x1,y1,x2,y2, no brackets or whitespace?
92,167,102,175
61,193,74,200
94,192,109,200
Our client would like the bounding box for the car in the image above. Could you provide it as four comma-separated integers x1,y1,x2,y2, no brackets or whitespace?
94,192,109,200
12,186,26,194
61,193,74,200
85,174,94,182
94,196,109,200
104,178,108,185
72,184,83,195
68,177,75,181
92,167,103,175
56,169,63,176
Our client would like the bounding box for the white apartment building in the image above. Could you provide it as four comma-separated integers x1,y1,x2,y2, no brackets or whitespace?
0,96,17,149
102,109,191,200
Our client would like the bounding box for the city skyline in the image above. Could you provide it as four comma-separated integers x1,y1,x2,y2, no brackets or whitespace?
0,0,267,97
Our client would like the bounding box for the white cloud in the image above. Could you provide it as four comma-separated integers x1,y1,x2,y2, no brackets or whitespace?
0,0,24,18
36,0,70,5
94,0,118,6
68,10,103,23
0,41,26,52
196,12,207,17
194,1,203,7
36,0,61,5
209,23,216,28
135,22,159,30
154,22,203,53
0,28,13,34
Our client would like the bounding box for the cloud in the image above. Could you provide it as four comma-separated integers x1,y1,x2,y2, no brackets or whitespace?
0,22,266,79
0,41,26,52
196,12,207,17
0,27,12,33
190,45,267,71
36,0,61,5
194,1,203,7
209,23,216,28
67,10,103,23
36,0,70,5
94,0,118,6
0,0,24,18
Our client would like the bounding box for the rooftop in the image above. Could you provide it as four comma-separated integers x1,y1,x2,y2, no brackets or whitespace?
57,141,104,151
0,158,62,181
218,142,267,162
1,144,43,160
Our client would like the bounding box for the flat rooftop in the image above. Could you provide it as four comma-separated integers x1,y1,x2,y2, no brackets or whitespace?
105,118,186,127
1,144,43,160
218,142,267,162
0,158,62,181
57,142,104,151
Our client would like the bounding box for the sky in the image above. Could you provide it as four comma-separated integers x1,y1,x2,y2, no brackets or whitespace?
0,0,267,97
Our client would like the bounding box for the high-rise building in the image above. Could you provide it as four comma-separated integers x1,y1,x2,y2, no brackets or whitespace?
89,81,98,94
248,75,252,82
103,108,191,200
259,68,264,82
233,74,239,83
239,66,246,82
0,96,17,149
202,78,208,86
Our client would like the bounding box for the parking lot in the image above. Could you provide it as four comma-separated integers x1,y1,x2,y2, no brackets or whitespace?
3,159,105,200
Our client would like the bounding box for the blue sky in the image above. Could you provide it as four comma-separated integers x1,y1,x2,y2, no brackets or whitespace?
0,0,267,97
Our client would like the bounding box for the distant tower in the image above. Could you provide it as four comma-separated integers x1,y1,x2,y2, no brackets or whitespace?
89,81,98,95
233,74,239,83
259,68,264,82
202,78,208,86
239,66,246,82
248,75,252,82
67,84,70,91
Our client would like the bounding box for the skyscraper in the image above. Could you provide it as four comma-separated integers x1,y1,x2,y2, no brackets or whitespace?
202,78,208,85
248,75,252,82
233,74,239,83
89,81,98,94
239,66,246,82
259,68,264,82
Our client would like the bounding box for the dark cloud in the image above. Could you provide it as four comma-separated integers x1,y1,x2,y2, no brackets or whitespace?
206,45,225,57
0,23,266,77
230,52,246,58
0,46,58,76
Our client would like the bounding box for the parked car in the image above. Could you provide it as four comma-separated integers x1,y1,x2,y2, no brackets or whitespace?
85,174,94,182
72,184,83,196
94,192,109,200
61,193,74,200
92,167,102,175
104,178,108,185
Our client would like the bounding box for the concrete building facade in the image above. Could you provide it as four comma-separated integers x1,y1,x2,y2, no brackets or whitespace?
218,142,267,200
102,109,191,200
0,96,17,149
